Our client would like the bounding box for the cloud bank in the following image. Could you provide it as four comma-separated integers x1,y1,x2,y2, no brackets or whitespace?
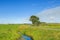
0,17,31,24
36,6,60,23
0,6,60,24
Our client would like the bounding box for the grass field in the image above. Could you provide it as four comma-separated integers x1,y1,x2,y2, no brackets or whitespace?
0,24,20,40
0,24,60,40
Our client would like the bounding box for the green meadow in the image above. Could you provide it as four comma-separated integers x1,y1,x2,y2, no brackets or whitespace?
0,24,60,40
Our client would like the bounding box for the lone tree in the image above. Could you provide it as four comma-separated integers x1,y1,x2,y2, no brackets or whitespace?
30,15,40,26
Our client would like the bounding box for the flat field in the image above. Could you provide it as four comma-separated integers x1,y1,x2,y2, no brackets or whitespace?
0,24,60,40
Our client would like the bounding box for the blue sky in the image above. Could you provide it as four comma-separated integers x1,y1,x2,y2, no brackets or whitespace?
0,0,60,24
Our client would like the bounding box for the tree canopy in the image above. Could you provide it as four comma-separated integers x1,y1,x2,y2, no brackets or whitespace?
30,15,40,26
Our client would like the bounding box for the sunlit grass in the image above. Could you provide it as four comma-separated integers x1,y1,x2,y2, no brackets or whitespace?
19,24,60,40
0,24,20,40
0,24,60,40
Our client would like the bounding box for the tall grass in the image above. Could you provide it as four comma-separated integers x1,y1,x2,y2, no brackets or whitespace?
0,24,60,40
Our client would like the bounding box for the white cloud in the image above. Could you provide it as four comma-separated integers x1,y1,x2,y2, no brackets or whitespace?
36,6,60,23
0,17,31,24
0,6,60,24
49,16,55,20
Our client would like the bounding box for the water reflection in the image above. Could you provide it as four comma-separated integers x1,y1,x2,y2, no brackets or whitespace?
18,32,33,40
22,35,33,40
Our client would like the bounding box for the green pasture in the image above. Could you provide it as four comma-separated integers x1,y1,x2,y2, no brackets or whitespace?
0,24,60,40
